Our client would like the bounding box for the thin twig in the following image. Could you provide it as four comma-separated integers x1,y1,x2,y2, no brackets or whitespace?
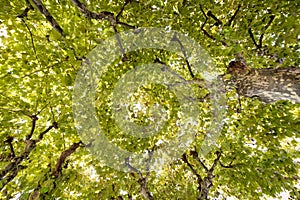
226,4,241,27
190,150,209,172
258,15,275,48
36,102,50,115
70,0,115,22
154,58,188,82
248,28,260,48
116,21,136,29
171,34,195,78
0,120,58,189
37,121,58,141
199,5,215,40
125,156,154,200
4,136,15,158
115,0,136,29
125,157,141,174
116,0,131,20
22,61,63,78
219,161,235,168
145,149,153,182
199,5,227,46
17,0,34,18
21,18,40,66
182,153,203,194
209,151,221,172
112,25,127,60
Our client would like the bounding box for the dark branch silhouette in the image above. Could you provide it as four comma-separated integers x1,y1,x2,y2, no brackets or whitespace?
226,4,241,27
115,0,136,29
248,28,260,48
199,5,215,41
199,5,228,46
17,0,34,18
70,0,115,22
190,150,209,172
182,153,203,194
0,118,58,190
116,0,131,20
183,149,235,199
26,114,38,140
248,15,275,49
70,0,136,60
70,0,135,29
258,15,275,48
30,0,65,37
4,136,15,158
207,10,222,26
52,141,83,178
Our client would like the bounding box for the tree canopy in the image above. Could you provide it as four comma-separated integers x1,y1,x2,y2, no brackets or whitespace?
0,0,299,199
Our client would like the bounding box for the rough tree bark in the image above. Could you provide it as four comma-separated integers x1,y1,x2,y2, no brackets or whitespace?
226,61,300,103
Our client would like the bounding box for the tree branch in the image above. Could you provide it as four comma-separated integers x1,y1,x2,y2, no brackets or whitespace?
52,141,83,178
115,0,136,29
125,156,154,200
154,58,188,82
70,0,135,60
71,0,136,29
226,62,300,103
248,28,260,48
125,158,141,174
219,161,235,169
182,153,203,197
116,21,136,29
226,4,241,27
145,149,153,183
190,150,209,172
70,0,115,23
186,150,223,199
112,25,127,61
171,34,195,78
4,136,15,158
116,0,131,20
20,18,41,68
199,5,227,46
209,151,221,172
1,165,26,191
30,0,65,37
17,0,34,18
26,114,38,140
0,121,58,190
199,5,215,41
37,121,58,142
21,60,63,78
27,142,83,198
207,10,222,26
258,15,275,49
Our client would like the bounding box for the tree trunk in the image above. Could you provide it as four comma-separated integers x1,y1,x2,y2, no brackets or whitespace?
199,176,213,200
226,61,300,103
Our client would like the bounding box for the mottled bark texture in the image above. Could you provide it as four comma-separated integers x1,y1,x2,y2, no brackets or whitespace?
226,61,300,103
